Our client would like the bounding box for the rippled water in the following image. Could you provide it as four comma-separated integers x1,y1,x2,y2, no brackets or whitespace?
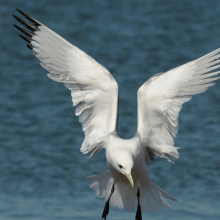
1,0,220,219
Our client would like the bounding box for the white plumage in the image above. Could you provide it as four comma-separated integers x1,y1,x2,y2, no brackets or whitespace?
14,9,220,219
32,25,119,158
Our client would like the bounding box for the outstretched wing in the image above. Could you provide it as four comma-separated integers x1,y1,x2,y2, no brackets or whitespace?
137,48,220,162
13,9,118,158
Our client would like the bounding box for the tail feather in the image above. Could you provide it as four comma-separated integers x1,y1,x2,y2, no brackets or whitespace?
147,186,164,210
153,182,177,202
85,170,177,213
85,170,114,199
140,180,177,212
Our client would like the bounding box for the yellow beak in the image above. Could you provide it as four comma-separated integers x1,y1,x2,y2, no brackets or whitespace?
125,173,134,187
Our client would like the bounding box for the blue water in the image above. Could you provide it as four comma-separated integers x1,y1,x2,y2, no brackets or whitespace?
1,0,220,219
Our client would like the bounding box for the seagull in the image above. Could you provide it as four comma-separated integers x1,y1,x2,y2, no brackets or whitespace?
13,9,220,220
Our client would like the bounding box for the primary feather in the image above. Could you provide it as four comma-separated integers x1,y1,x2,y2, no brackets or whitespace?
137,48,220,161
14,9,119,158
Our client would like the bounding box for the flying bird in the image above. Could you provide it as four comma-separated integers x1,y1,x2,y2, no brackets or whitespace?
13,9,220,220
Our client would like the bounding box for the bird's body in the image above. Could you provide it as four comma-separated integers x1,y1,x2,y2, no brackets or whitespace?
13,9,220,220
107,133,146,188
87,132,176,214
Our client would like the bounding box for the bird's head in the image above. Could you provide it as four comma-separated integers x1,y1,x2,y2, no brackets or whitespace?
111,149,134,187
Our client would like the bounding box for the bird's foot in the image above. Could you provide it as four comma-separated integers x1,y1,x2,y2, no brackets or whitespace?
135,203,142,220
102,184,115,220
135,188,142,220
102,199,110,220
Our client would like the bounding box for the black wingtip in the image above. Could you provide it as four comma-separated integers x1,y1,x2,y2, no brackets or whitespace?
16,8,42,27
13,14,39,32
19,34,32,43
26,43,33,50
16,8,23,14
13,24,34,37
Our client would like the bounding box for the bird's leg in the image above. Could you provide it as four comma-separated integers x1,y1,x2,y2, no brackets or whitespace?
135,188,142,220
102,184,115,220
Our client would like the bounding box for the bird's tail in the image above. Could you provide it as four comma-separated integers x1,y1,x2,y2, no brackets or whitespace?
85,170,177,213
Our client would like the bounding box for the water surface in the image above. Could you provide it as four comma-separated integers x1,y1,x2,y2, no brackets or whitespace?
1,0,220,219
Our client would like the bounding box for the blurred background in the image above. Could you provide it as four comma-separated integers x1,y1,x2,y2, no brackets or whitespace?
1,0,220,219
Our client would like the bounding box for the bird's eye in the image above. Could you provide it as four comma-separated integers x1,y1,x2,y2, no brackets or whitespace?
119,165,123,169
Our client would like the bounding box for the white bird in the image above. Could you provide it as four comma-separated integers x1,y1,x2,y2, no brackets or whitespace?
13,9,220,220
